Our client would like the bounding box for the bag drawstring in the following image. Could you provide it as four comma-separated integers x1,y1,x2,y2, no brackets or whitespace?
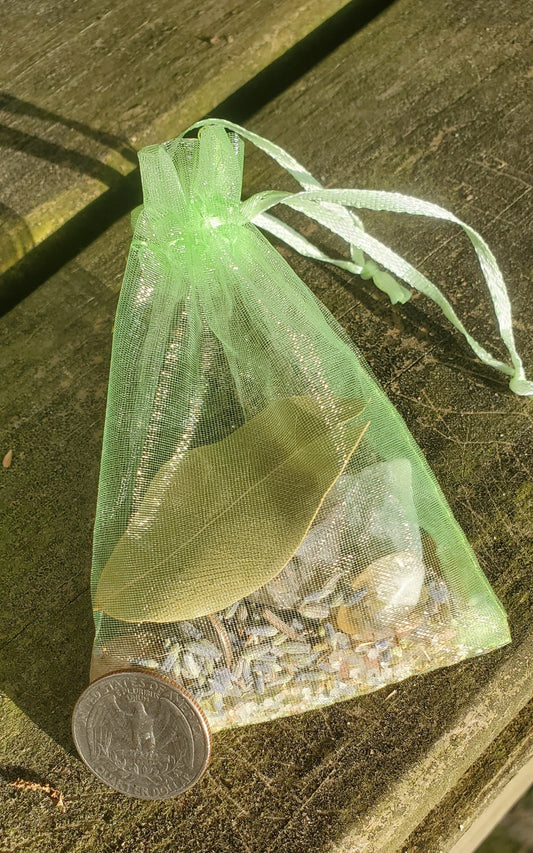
180,118,532,397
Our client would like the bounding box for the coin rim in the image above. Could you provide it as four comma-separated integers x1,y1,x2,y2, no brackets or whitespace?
72,667,212,799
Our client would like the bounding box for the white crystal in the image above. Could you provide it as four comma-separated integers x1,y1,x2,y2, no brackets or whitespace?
367,550,425,621
341,459,422,559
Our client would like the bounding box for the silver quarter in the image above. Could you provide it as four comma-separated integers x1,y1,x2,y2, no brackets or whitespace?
72,669,211,799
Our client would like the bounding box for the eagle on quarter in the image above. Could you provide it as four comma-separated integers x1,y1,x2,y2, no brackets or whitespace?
87,691,196,783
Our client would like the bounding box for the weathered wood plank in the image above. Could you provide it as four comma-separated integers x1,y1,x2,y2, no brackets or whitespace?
401,699,533,852
478,773,533,853
0,0,357,279
1,0,532,850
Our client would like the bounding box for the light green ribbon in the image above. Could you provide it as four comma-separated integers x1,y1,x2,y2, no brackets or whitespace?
179,119,532,397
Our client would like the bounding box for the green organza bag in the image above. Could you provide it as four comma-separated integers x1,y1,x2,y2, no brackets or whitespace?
86,119,530,757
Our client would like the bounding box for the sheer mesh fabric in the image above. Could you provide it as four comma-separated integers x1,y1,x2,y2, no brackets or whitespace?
90,127,510,732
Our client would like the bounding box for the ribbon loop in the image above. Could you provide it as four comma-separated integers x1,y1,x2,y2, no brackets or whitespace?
179,119,532,397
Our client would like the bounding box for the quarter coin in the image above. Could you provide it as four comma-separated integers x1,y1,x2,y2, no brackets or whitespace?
72,669,211,799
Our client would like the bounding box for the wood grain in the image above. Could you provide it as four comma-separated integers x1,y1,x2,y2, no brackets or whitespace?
0,0,355,278
0,0,532,850
403,699,533,852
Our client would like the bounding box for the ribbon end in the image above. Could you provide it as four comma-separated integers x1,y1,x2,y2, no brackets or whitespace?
508,375,533,396
361,261,411,305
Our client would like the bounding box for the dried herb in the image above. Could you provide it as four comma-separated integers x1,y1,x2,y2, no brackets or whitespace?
95,396,368,623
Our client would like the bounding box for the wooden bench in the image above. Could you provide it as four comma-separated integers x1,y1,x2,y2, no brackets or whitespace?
0,0,371,306
1,0,532,850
